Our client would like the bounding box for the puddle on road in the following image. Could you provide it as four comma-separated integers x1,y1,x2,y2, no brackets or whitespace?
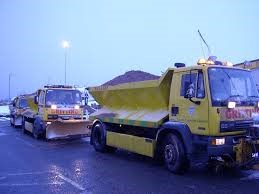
0,170,85,192
240,170,259,181
0,132,7,136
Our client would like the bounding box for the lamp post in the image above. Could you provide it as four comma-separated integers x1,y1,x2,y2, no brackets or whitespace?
61,40,70,85
8,73,13,102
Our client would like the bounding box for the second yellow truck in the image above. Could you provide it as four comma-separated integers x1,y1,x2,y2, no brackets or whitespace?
22,85,91,139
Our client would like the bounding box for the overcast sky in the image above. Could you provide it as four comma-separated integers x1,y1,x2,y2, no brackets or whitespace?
1,0,258,99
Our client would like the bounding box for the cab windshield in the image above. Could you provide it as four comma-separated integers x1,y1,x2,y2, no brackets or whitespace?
208,67,259,106
45,90,82,106
19,98,28,108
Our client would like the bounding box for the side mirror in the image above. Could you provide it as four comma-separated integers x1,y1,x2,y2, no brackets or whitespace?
83,89,89,106
34,96,39,104
185,83,195,99
185,83,201,105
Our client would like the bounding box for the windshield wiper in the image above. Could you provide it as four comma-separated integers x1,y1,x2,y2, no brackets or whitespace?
220,95,244,106
248,95,259,99
221,69,242,97
227,95,244,100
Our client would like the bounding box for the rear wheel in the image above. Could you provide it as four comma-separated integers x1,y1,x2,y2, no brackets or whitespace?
22,117,27,134
92,123,115,152
13,117,18,128
163,133,189,174
10,116,14,126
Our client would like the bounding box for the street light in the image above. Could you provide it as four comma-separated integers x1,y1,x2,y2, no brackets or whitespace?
61,40,70,85
8,73,13,102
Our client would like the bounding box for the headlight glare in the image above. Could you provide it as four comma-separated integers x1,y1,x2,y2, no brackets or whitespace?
211,138,225,146
228,101,236,109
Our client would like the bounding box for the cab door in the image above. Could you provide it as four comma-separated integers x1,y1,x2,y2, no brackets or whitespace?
170,69,209,136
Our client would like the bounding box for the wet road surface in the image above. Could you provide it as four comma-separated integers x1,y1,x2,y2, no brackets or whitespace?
0,118,259,194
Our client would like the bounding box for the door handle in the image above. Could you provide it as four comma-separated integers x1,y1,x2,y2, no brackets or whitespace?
171,106,179,116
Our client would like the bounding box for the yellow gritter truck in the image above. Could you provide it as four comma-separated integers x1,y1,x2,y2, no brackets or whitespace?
88,58,259,174
9,95,30,127
22,85,91,139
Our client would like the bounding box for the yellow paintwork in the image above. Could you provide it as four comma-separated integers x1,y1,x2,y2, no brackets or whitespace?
89,69,173,127
106,131,156,157
170,68,209,136
26,94,38,113
90,68,173,110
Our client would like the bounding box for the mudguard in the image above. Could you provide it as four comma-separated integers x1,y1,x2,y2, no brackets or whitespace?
156,121,193,154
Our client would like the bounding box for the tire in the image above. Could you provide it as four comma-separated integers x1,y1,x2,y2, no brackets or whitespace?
10,117,14,126
106,146,117,153
92,123,114,152
22,117,27,134
33,119,41,139
13,117,18,128
163,133,189,174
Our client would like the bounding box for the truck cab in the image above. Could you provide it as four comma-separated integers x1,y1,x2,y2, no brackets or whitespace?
170,60,259,168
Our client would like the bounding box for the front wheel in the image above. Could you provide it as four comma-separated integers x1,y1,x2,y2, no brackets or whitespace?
33,123,40,139
33,118,43,139
22,117,27,134
163,133,189,174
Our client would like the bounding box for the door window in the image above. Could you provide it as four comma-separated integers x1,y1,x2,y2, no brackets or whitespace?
180,71,205,99
39,91,45,105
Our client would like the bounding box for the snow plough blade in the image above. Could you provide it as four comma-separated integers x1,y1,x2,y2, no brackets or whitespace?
46,120,91,139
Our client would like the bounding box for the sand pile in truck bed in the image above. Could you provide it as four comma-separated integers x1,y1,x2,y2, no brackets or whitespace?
102,70,160,86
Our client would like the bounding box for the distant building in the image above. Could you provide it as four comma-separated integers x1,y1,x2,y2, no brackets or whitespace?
235,59,259,90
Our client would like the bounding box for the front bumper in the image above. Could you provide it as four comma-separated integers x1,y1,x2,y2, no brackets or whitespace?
192,134,259,166
44,119,92,139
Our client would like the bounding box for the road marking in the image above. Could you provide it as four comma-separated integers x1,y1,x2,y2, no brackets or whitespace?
15,137,35,148
0,132,7,136
58,173,85,191
6,171,50,176
0,182,64,187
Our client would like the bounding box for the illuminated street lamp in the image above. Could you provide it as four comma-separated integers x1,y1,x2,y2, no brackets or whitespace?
61,40,70,85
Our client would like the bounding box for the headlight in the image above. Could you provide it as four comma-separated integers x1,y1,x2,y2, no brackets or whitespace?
228,101,236,109
211,138,225,146
74,105,80,110
51,104,57,109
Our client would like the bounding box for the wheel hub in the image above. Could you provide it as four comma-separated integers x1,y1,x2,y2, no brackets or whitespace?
165,144,177,163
